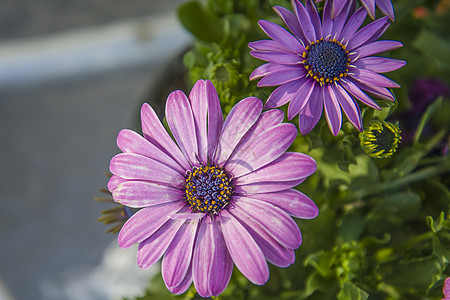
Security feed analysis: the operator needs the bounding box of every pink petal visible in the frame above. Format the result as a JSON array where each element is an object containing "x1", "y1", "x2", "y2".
[
  {"x1": 323, "y1": 84, "x2": 343, "y2": 136},
  {"x1": 188, "y1": 80, "x2": 209, "y2": 165},
  {"x1": 167, "y1": 265, "x2": 193, "y2": 294},
  {"x1": 351, "y1": 78, "x2": 396, "y2": 102},
  {"x1": 352, "y1": 68, "x2": 400, "y2": 88},
  {"x1": 339, "y1": 78, "x2": 381, "y2": 109},
  {"x1": 162, "y1": 219, "x2": 199, "y2": 288},
  {"x1": 298, "y1": 83, "x2": 324, "y2": 135},
  {"x1": 112, "y1": 181, "x2": 184, "y2": 208},
  {"x1": 107, "y1": 174, "x2": 128, "y2": 192},
  {"x1": 219, "y1": 210, "x2": 269, "y2": 285},
  {"x1": 193, "y1": 218, "x2": 233, "y2": 297},
  {"x1": 234, "y1": 178, "x2": 306, "y2": 194},
  {"x1": 118, "y1": 201, "x2": 185, "y2": 248},
  {"x1": 258, "y1": 20, "x2": 305, "y2": 53},
  {"x1": 213, "y1": 97, "x2": 262, "y2": 166},
  {"x1": 273, "y1": 6, "x2": 306, "y2": 41},
  {"x1": 250, "y1": 63, "x2": 299, "y2": 81},
  {"x1": 354, "y1": 57, "x2": 406, "y2": 73},
  {"x1": 225, "y1": 123, "x2": 297, "y2": 177},
  {"x1": 250, "y1": 50, "x2": 302, "y2": 65},
  {"x1": 354, "y1": 40, "x2": 403, "y2": 58},
  {"x1": 235, "y1": 152, "x2": 316, "y2": 185},
  {"x1": 248, "y1": 40, "x2": 289, "y2": 52},
  {"x1": 166, "y1": 90, "x2": 199, "y2": 166},
  {"x1": 333, "y1": 82, "x2": 363, "y2": 131},
  {"x1": 205, "y1": 80, "x2": 224, "y2": 163},
  {"x1": 257, "y1": 68, "x2": 306, "y2": 87},
  {"x1": 140, "y1": 103, "x2": 190, "y2": 171}
]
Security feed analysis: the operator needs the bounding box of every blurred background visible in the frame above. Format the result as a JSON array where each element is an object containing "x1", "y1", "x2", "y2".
[{"x1": 0, "y1": 0, "x2": 190, "y2": 299}]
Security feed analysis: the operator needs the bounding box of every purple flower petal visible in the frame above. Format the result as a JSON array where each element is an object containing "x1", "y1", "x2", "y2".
[
  {"x1": 354, "y1": 57, "x2": 406, "y2": 73},
  {"x1": 258, "y1": 20, "x2": 305, "y2": 53},
  {"x1": 219, "y1": 210, "x2": 269, "y2": 285},
  {"x1": 137, "y1": 217, "x2": 185, "y2": 269},
  {"x1": 250, "y1": 63, "x2": 298, "y2": 81},
  {"x1": 162, "y1": 219, "x2": 199, "y2": 288},
  {"x1": 234, "y1": 178, "x2": 305, "y2": 194},
  {"x1": 333, "y1": 82, "x2": 363, "y2": 131},
  {"x1": 352, "y1": 68, "x2": 400, "y2": 88},
  {"x1": 298, "y1": 83, "x2": 324, "y2": 135},
  {"x1": 377, "y1": 0, "x2": 395, "y2": 21},
  {"x1": 117, "y1": 129, "x2": 185, "y2": 174},
  {"x1": 110, "y1": 153, "x2": 185, "y2": 185},
  {"x1": 140, "y1": 103, "x2": 191, "y2": 171},
  {"x1": 213, "y1": 97, "x2": 262, "y2": 166},
  {"x1": 350, "y1": 78, "x2": 396, "y2": 101},
  {"x1": 323, "y1": 84, "x2": 343, "y2": 136},
  {"x1": 332, "y1": 1, "x2": 352, "y2": 38},
  {"x1": 188, "y1": 80, "x2": 209, "y2": 165},
  {"x1": 332, "y1": 0, "x2": 347, "y2": 18},
  {"x1": 360, "y1": 0, "x2": 376, "y2": 19},
  {"x1": 257, "y1": 68, "x2": 306, "y2": 87},
  {"x1": 347, "y1": 16, "x2": 389, "y2": 51},
  {"x1": 113, "y1": 181, "x2": 184, "y2": 208},
  {"x1": 248, "y1": 40, "x2": 289, "y2": 52},
  {"x1": 235, "y1": 152, "x2": 316, "y2": 185},
  {"x1": 339, "y1": 7, "x2": 367, "y2": 43},
  {"x1": 365, "y1": 19, "x2": 390, "y2": 44},
  {"x1": 265, "y1": 79, "x2": 305, "y2": 109},
  {"x1": 107, "y1": 174, "x2": 128, "y2": 192},
  {"x1": 287, "y1": 79, "x2": 314, "y2": 120},
  {"x1": 292, "y1": 0, "x2": 316, "y2": 43},
  {"x1": 193, "y1": 218, "x2": 233, "y2": 297},
  {"x1": 233, "y1": 197, "x2": 302, "y2": 249},
  {"x1": 306, "y1": 0, "x2": 322, "y2": 38},
  {"x1": 167, "y1": 265, "x2": 193, "y2": 294},
  {"x1": 244, "y1": 189, "x2": 319, "y2": 219},
  {"x1": 250, "y1": 50, "x2": 302, "y2": 65},
  {"x1": 321, "y1": 0, "x2": 333, "y2": 37},
  {"x1": 118, "y1": 201, "x2": 185, "y2": 248},
  {"x1": 225, "y1": 123, "x2": 297, "y2": 177},
  {"x1": 273, "y1": 5, "x2": 306, "y2": 42},
  {"x1": 339, "y1": 78, "x2": 381, "y2": 109},
  {"x1": 355, "y1": 40, "x2": 403, "y2": 58},
  {"x1": 205, "y1": 80, "x2": 224, "y2": 162},
  {"x1": 166, "y1": 90, "x2": 199, "y2": 166}
]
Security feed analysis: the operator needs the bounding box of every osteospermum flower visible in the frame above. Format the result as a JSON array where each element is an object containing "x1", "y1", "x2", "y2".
[
  {"x1": 316, "y1": 0, "x2": 395, "y2": 21},
  {"x1": 108, "y1": 79, "x2": 318, "y2": 297},
  {"x1": 359, "y1": 120, "x2": 401, "y2": 158},
  {"x1": 249, "y1": 0, "x2": 405, "y2": 136}
]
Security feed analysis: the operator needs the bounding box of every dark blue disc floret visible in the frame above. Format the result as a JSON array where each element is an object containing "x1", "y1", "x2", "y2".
[
  {"x1": 185, "y1": 166, "x2": 233, "y2": 214},
  {"x1": 302, "y1": 38, "x2": 351, "y2": 85}
]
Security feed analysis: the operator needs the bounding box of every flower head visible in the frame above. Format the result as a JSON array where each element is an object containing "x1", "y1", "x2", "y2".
[
  {"x1": 316, "y1": 0, "x2": 395, "y2": 21},
  {"x1": 108, "y1": 79, "x2": 318, "y2": 297},
  {"x1": 359, "y1": 120, "x2": 401, "y2": 158},
  {"x1": 249, "y1": 0, "x2": 405, "y2": 136}
]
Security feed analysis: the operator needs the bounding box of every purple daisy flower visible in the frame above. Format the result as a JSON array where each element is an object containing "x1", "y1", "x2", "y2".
[
  {"x1": 316, "y1": 0, "x2": 395, "y2": 21},
  {"x1": 249, "y1": 0, "x2": 405, "y2": 136},
  {"x1": 108, "y1": 79, "x2": 318, "y2": 297}
]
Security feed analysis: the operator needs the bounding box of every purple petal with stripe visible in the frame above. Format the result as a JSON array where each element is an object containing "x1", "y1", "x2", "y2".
[
  {"x1": 273, "y1": 6, "x2": 306, "y2": 42},
  {"x1": 332, "y1": 0, "x2": 347, "y2": 18},
  {"x1": 235, "y1": 152, "x2": 316, "y2": 185},
  {"x1": 220, "y1": 210, "x2": 269, "y2": 285},
  {"x1": 257, "y1": 68, "x2": 306, "y2": 87},
  {"x1": 110, "y1": 153, "x2": 185, "y2": 185},
  {"x1": 306, "y1": 0, "x2": 322, "y2": 38},
  {"x1": 233, "y1": 197, "x2": 302, "y2": 249},
  {"x1": 234, "y1": 178, "x2": 305, "y2": 194},
  {"x1": 205, "y1": 80, "x2": 224, "y2": 163},
  {"x1": 193, "y1": 218, "x2": 233, "y2": 297},
  {"x1": 339, "y1": 7, "x2": 367, "y2": 43},
  {"x1": 213, "y1": 97, "x2": 262, "y2": 166},
  {"x1": 332, "y1": 1, "x2": 352, "y2": 38},
  {"x1": 117, "y1": 129, "x2": 184, "y2": 174},
  {"x1": 347, "y1": 16, "x2": 389, "y2": 51},
  {"x1": 360, "y1": 0, "x2": 376, "y2": 19},
  {"x1": 162, "y1": 219, "x2": 199, "y2": 288},
  {"x1": 350, "y1": 78, "x2": 396, "y2": 102},
  {"x1": 324, "y1": 84, "x2": 343, "y2": 136},
  {"x1": 258, "y1": 20, "x2": 305, "y2": 53},
  {"x1": 292, "y1": 0, "x2": 316, "y2": 43},
  {"x1": 137, "y1": 216, "x2": 186, "y2": 269},
  {"x1": 188, "y1": 80, "x2": 208, "y2": 165},
  {"x1": 248, "y1": 40, "x2": 289, "y2": 52},
  {"x1": 354, "y1": 40, "x2": 403, "y2": 58},
  {"x1": 339, "y1": 78, "x2": 381, "y2": 109},
  {"x1": 245, "y1": 189, "x2": 319, "y2": 219},
  {"x1": 377, "y1": 0, "x2": 395, "y2": 21},
  {"x1": 166, "y1": 90, "x2": 199, "y2": 166},
  {"x1": 140, "y1": 103, "x2": 190, "y2": 171},
  {"x1": 167, "y1": 265, "x2": 193, "y2": 294},
  {"x1": 352, "y1": 68, "x2": 400, "y2": 88},
  {"x1": 354, "y1": 57, "x2": 406, "y2": 73},
  {"x1": 322, "y1": 0, "x2": 333, "y2": 37},
  {"x1": 107, "y1": 175, "x2": 128, "y2": 192},
  {"x1": 250, "y1": 50, "x2": 302, "y2": 65},
  {"x1": 333, "y1": 82, "x2": 363, "y2": 131},
  {"x1": 288, "y1": 79, "x2": 314, "y2": 120},
  {"x1": 365, "y1": 19, "x2": 390, "y2": 44},
  {"x1": 299, "y1": 84, "x2": 324, "y2": 135},
  {"x1": 118, "y1": 201, "x2": 184, "y2": 248},
  {"x1": 225, "y1": 123, "x2": 297, "y2": 177},
  {"x1": 113, "y1": 181, "x2": 183, "y2": 208},
  {"x1": 265, "y1": 79, "x2": 305, "y2": 109},
  {"x1": 250, "y1": 63, "x2": 299, "y2": 81}
]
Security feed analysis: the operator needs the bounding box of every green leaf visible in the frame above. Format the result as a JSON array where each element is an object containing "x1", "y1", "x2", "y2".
[
  {"x1": 414, "y1": 97, "x2": 443, "y2": 144},
  {"x1": 337, "y1": 282, "x2": 369, "y2": 300},
  {"x1": 177, "y1": 1, "x2": 226, "y2": 43},
  {"x1": 339, "y1": 212, "x2": 366, "y2": 242}
]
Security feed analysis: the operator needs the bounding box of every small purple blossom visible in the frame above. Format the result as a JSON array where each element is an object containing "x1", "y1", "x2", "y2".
[
  {"x1": 108, "y1": 79, "x2": 318, "y2": 297},
  {"x1": 249, "y1": 0, "x2": 405, "y2": 136},
  {"x1": 316, "y1": 0, "x2": 395, "y2": 21}
]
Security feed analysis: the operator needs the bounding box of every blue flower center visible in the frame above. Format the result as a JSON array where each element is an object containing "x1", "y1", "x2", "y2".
[
  {"x1": 185, "y1": 166, "x2": 233, "y2": 214},
  {"x1": 303, "y1": 38, "x2": 350, "y2": 85}
]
